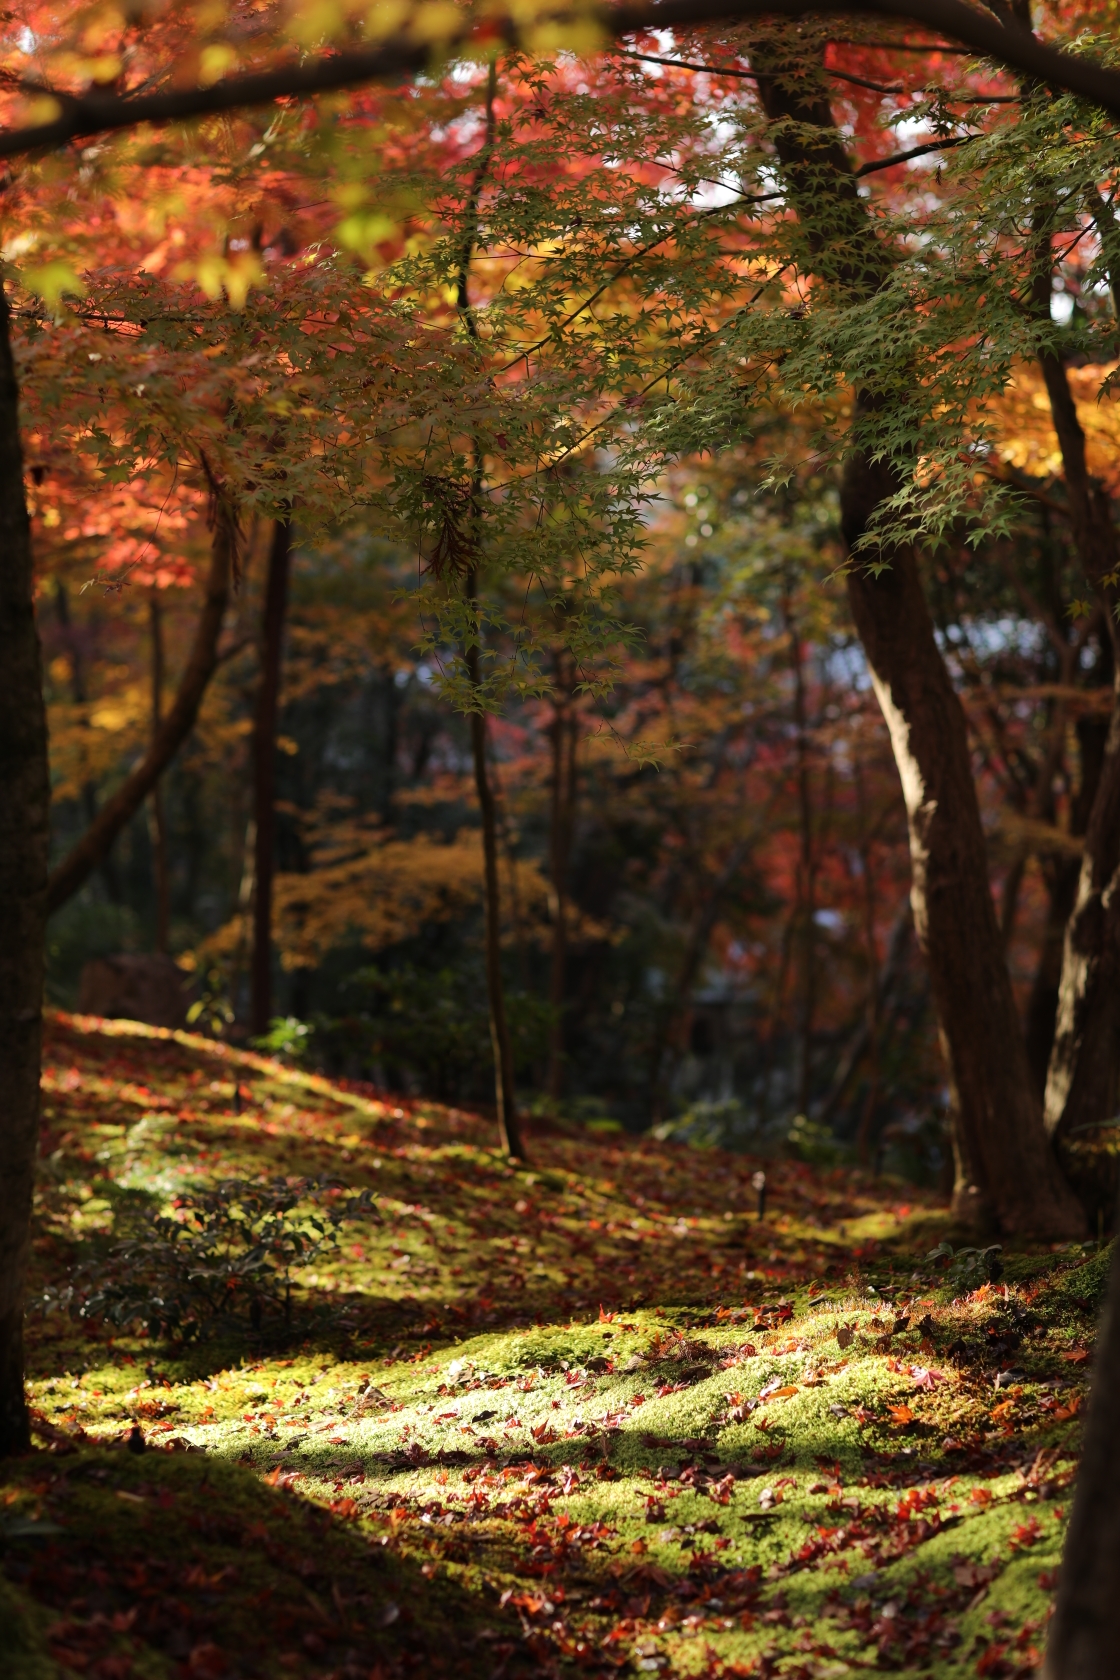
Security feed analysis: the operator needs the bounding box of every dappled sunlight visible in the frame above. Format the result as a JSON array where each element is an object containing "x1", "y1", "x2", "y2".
[{"x1": 0, "y1": 1015, "x2": 1095, "y2": 1675}]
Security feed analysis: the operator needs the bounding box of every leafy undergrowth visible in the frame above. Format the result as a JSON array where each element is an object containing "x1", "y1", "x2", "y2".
[{"x1": 2, "y1": 1012, "x2": 1105, "y2": 1679}]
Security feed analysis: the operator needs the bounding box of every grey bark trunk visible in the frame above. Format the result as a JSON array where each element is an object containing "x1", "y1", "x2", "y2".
[{"x1": 0, "y1": 280, "x2": 49, "y2": 1455}]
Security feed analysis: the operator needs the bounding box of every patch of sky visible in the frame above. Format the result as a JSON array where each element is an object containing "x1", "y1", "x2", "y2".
[
  {"x1": 936, "y1": 615, "x2": 1047, "y2": 661},
  {"x1": 823, "y1": 638, "x2": 872, "y2": 693}
]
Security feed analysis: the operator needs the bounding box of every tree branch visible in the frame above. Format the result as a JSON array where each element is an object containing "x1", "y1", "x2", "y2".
[
  {"x1": 855, "y1": 132, "x2": 975, "y2": 175},
  {"x1": 0, "y1": 0, "x2": 1117, "y2": 164},
  {"x1": 45, "y1": 501, "x2": 236, "y2": 915}
]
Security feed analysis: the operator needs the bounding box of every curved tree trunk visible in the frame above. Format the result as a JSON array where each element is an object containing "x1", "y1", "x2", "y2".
[
  {"x1": 752, "y1": 38, "x2": 1082, "y2": 1235},
  {"x1": 46, "y1": 502, "x2": 235, "y2": 915},
  {"x1": 0, "y1": 280, "x2": 49, "y2": 1455}
]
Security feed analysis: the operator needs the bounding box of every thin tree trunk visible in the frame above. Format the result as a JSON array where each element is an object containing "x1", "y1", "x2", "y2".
[
  {"x1": 785, "y1": 583, "x2": 816, "y2": 1116},
  {"x1": 995, "y1": 19, "x2": 1120, "y2": 1140},
  {"x1": 0, "y1": 279, "x2": 49, "y2": 1455},
  {"x1": 1031, "y1": 326, "x2": 1120, "y2": 1141},
  {"x1": 250, "y1": 518, "x2": 291, "y2": 1038},
  {"x1": 547, "y1": 655, "x2": 577, "y2": 1102},
  {"x1": 752, "y1": 40, "x2": 1083, "y2": 1236},
  {"x1": 819, "y1": 901, "x2": 912, "y2": 1131},
  {"x1": 1027, "y1": 708, "x2": 1108, "y2": 1090},
  {"x1": 1042, "y1": 1234, "x2": 1120, "y2": 1680},
  {"x1": 466, "y1": 614, "x2": 525, "y2": 1161},
  {"x1": 854, "y1": 751, "x2": 880, "y2": 1163},
  {"x1": 46, "y1": 500, "x2": 235, "y2": 914},
  {"x1": 452, "y1": 60, "x2": 523, "y2": 1161},
  {"x1": 55, "y1": 579, "x2": 122, "y2": 903},
  {"x1": 649, "y1": 835, "x2": 753, "y2": 1121},
  {"x1": 148, "y1": 592, "x2": 170, "y2": 954}
]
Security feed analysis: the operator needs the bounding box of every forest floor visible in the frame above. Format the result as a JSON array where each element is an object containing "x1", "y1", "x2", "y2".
[{"x1": 1, "y1": 1013, "x2": 1105, "y2": 1680}]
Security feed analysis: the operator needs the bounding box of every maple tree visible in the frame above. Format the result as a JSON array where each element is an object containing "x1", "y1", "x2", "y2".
[{"x1": 4, "y1": 11, "x2": 1120, "y2": 1675}]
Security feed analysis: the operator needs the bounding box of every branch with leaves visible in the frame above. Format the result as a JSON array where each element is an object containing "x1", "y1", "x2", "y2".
[{"x1": 0, "y1": 0, "x2": 1118, "y2": 165}]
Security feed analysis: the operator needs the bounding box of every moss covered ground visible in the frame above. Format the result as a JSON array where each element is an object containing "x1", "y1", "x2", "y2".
[{"x1": 1, "y1": 1012, "x2": 1104, "y2": 1679}]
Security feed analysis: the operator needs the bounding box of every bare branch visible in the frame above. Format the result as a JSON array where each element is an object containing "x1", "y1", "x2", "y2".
[{"x1": 0, "y1": 0, "x2": 1115, "y2": 164}]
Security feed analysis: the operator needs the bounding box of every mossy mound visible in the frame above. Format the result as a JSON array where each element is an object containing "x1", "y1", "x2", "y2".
[{"x1": 3, "y1": 1012, "x2": 1101, "y2": 1677}]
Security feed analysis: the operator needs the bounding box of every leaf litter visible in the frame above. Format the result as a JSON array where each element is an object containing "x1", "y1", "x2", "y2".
[{"x1": 1, "y1": 1011, "x2": 1105, "y2": 1678}]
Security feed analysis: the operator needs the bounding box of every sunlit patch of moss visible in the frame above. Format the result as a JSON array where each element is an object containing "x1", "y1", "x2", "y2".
[{"x1": 12, "y1": 1014, "x2": 1106, "y2": 1675}]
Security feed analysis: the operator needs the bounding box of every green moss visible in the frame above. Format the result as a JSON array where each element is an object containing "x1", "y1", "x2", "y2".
[{"x1": 12, "y1": 1013, "x2": 1097, "y2": 1676}]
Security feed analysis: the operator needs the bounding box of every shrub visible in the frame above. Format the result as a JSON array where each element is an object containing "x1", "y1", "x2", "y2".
[{"x1": 40, "y1": 1176, "x2": 379, "y2": 1342}]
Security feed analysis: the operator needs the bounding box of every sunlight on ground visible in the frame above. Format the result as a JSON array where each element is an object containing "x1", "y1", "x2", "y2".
[{"x1": 0, "y1": 1014, "x2": 1100, "y2": 1679}]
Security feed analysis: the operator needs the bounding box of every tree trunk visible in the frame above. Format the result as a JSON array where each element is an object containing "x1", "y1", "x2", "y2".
[
  {"x1": 752, "y1": 40, "x2": 1083, "y2": 1236},
  {"x1": 0, "y1": 280, "x2": 49, "y2": 1455},
  {"x1": 1031, "y1": 341, "x2": 1120, "y2": 1142},
  {"x1": 1026, "y1": 710, "x2": 1108, "y2": 1090},
  {"x1": 54, "y1": 579, "x2": 122, "y2": 903},
  {"x1": 467, "y1": 632, "x2": 525, "y2": 1161},
  {"x1": 648, "y1": 835, "x2": 753, "y2": 1121},
  {"x1": 46, "y1": 502, "x2": 235, "y2": 914},
  {"x1": 785, "y1": 583, "x2": 815, "y2": 1116},
  {"x1": 250, "y1": 518, "x2": 291, "y2": 1039},
  {"x1": 148, "y1": 592, "x2": 170, "y2": 954},
  {"x1": 1026, "y1": 855, "x2": 1079, "y2": 1091},
  {"x1": 547, "y1": 656, "x2": 577, "y2": 1102},
  {"x1": 843, "y1": 445, "x2": 1081, "y2": 1233},
  {"x1": 1042, "y1": 1236, "x2": 1120, "y2": 1680},
  {"x1": 853, "y1": 751, "x2": 881, "y2": 1163},
  {"x1": 820, "y1": 900, "x2": 911, "y2": 1131}
]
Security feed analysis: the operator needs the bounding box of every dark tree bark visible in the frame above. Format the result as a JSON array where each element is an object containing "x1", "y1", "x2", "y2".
[
  {"x1": 1043, "y1": 1236, "x2": 1120, "y2": 1680},
  {"x1": 546, "y1": 653, "x2": 578, "y2": 1102},
  {"x1": 1024, "y1": 704, "x2": 1107, "y2": 1089},
  {"x1": 1031, "y1": 342, "x2": 1120, "y2": 1140},
  {"x1": 148, "y1": 592, "x2": 170, "y2": 954},
  {"x1": 54, "y1": 580, "x2": 122, "y2": 903},
  {"x1": 752, "y1": 41, "x2": 1083, "y2": 1236},
  {"x1": 784, "y1": 581, "x2": 816, "y2": 1116},
  {"x1": 853, "y1": 751, "x2": 881, "y2": 1162},
  {"x1": 0, "y1": 280, "x2": 49, "y2": 1455},
  {"x1": 819, "y1": 900, "x2": 912, "y2": 1130},
  {"x1": 46, "y1": 503, "x2": 235, "y2": 914},
  {"x1": 452, "y1": 62, "x2": 524, "y2": 1161},
  {"x1": 250, "y1": 518, "x2": 292, "y2": 1039},
  {"x1": 648, "y1": 834, "x2": 753, "y2": 1121}
]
